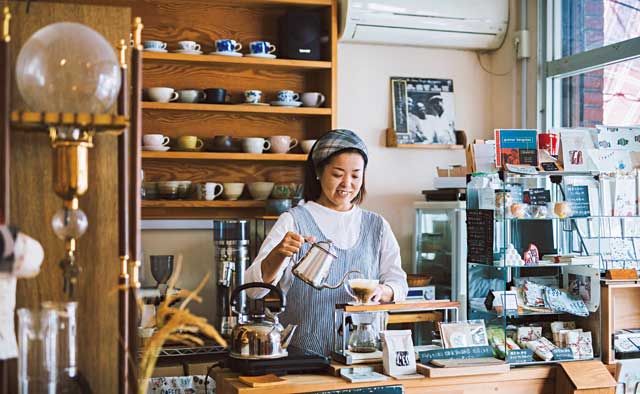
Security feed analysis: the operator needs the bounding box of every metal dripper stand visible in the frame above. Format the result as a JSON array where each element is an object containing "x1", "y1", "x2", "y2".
[{"x1": 213, "y1": 220, "x2": 250, "y2": 338}]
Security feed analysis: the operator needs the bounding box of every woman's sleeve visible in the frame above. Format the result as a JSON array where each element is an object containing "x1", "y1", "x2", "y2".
[
  {"x1": 244, "y1": 212, "x2": 296, "y2": 299},
  {"x1": 378, "y1": 218, "x2": 408, "y2": 302}
]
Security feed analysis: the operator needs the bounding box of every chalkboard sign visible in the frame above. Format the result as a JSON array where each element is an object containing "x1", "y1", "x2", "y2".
[
  {"x1": 541, "y1": 162, "x2": 560, "y2": 171},
  {"x1": 523, "y1": 188, "x2": 550, "y2": 206},
  {"x1": 552, "y1": 348, "x2": 574, "y2": 361},
  {"x1": 466, "y1": 209, "x2": 494, "y2": 264},
  {"x1": 565, "y1": 185, "x2": 591, "y2": 218},
  {"x1": 419, "y1": 346, "x2": 494, "y2": 364},
  {"x1": 311, "y1": 385, "x2": 403, "y2": 394},
  {"x1": 506, "y1": 349, "x2": 534, "y2": 364}
]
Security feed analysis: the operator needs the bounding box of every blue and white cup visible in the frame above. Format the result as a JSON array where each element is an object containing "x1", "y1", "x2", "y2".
[
  {"x1": 250, "y1": 41, "x2": 276, "y2": 55},
  {"x1": 215, "y1": 39, "x2": 242, "y2": 53},
  {"x1": 178, "y1": 40, "x2": 201, "y2": 51},
  {"x1": 143, "y1": 40, "x2": 167, "y2": 50},
  {"x1": 277, "y1": 90, "x2": 299, "y2": 103},
  {"x1": 244, "y1": 90, "x2": 263, "y2": 104}
]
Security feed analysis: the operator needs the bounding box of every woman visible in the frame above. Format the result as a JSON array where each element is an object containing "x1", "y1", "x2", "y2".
[{"x1": 244, "y1": 129, "x2": 407, "y2": 356}]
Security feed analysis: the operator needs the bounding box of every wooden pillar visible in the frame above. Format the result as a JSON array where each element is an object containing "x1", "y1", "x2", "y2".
[{"x1": 117, "y1": 38, "x2": 130, "y2": 394}]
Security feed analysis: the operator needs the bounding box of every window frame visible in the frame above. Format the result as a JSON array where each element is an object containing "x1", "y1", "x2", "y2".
[{"x1": 540, "y1": 0, "x2": 640, "y2": 130}]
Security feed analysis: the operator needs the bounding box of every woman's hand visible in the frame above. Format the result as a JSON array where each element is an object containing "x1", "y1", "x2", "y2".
[
  {"x1": 273, "y1": 232, "x2": 316, "y2": 258},
  {"x1": 369, "y1": 284, "x2": 394, "y2": 303}
]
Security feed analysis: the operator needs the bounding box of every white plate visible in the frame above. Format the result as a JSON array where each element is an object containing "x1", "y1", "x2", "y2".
[
  {"x1": 270, "y1": 101, "x2": 303, "y2": 107},
  {"x1": 245, "y1": 53, "x2": 277, "y2": 59},
  {"x1": 173, "y1": 49, "x2": 203, "y2": 55},
  {"x1": 239, "y1": 102, "x2": 270, "y2": 106},
  {"x1": 142, "y1": 146, "x2": 170, "y2": 152},
  {"x1": 209, "y1": 51, "x2": 243, "y2": 57},
  {"x1": 143, "y1": 48, "x2": 168, "y2": 53}
]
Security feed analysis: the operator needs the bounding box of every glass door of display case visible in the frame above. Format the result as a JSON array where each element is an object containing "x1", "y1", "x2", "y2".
[{"x1": 413, "y1": 201, "x2": 467, "y2": 320}]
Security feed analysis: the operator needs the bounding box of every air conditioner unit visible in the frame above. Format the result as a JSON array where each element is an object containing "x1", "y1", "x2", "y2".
[{"x1": 339, "y1": 0, "x2": 509, "y2": 50}]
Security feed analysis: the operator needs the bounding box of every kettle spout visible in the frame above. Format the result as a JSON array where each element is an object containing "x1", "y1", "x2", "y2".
[{"x1": 281, "y1": 324, "x2": 297, "y2": 349}]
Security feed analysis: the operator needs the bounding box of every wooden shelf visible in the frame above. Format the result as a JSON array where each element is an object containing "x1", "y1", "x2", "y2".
[
  {"x1": 10, "y1": 111, "x2": 128, "y2": 132},
  {"x1": 394, "y1": 144, "x2": 464, "y2": 150},
  {"x1": 142, "y1": 102, "x2": 332, "y2": 116},
  {"x1": 141, "y1": 151, "x2": 308, "y2": 162},
  {"x1": 205, "y1": 0, "x2": 332, "y2": 6},
  {"x1": 142, "y1": 200, "x2": 266, "y2": 208},
  {"x1": 143, "y1": 52, "x2": 332, "y2": 70}
]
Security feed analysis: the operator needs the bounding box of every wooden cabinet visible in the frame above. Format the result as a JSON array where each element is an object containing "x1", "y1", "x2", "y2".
[
  {"x1": 601, "y1": 280, "x2": 640, "y2": 364},
  {"x1": 134, "y1": 0, "x2": 337, "y2": 219}
]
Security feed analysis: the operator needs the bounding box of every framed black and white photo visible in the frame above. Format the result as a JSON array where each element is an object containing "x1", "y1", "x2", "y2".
[
  {"x1": 390, "y1": 78, "x2": 412, "y2": 145},
  {"x1": 390, "y1": 77, "x2": 456, "y2": 145}
]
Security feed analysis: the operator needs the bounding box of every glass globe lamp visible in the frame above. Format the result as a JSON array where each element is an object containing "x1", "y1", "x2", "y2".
[{"x1": 15, "y1": 22, "x2": 121, "y2": 113}]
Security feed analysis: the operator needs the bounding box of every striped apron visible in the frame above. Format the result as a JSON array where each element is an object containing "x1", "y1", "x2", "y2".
[{"x1": 279, "y1": 205, "x2": 384, "y2": 356}]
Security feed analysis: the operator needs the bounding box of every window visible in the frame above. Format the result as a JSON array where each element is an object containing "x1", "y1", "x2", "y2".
[{"x1": 543, "y1": 0, "x2": 640, "y2": 129}]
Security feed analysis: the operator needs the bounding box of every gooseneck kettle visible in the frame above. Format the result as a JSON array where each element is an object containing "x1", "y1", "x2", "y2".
[{"x1": 292, "y1": 240, "x2": 360, "y2": 290}]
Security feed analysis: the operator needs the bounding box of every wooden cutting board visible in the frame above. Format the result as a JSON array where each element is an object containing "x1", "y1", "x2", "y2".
[{"x1": 238, "y1": 374, "x2": 287, "y2": 387}]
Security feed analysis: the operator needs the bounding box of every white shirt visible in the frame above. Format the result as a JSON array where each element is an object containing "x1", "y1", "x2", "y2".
[{"x1": 244, "y1": 201, "x2": 408, "y2": 301}]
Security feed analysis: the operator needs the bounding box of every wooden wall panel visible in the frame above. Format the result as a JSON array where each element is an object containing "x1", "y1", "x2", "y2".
[{"x1": 8, "y1": 2, "x2": 130, "y2": 393}]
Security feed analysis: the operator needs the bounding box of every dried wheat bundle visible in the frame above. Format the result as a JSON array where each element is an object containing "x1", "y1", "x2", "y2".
[{"x1": 138, "y1": 255, "x2": 227, "y2": 394}]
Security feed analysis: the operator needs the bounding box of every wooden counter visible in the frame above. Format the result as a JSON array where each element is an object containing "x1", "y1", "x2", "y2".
[{"x1": 216, "y1": 366, "x2": 556, "y2": 394}]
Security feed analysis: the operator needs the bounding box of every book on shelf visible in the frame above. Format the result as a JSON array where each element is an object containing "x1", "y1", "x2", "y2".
[{"x1": 494, "y1": 129, "x2": 538, "y2": 168}]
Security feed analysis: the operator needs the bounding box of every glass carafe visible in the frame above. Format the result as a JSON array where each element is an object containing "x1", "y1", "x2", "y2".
[
  {"x1": 17, "y1": 308, "x2": 59, "y2": 394},
  {"x1": 348, "y1": 312, "x2": 378, "y2": 353}
]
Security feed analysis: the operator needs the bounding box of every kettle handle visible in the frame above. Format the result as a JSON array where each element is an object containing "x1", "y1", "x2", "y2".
[{"x1": 230, "y1": 282, "x2": 285, "y2": 315}]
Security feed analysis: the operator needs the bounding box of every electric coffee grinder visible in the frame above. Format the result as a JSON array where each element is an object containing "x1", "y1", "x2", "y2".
[{"x1": 213, "y1": 220, "x2": 250, "y2": 337}]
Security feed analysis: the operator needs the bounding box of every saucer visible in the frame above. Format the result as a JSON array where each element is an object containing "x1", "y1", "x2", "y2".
[
  {"x1": 209, "y1": 51, "x2": 243, "y2": 57},
  {"x1": 143, "y1": 48, "x2": 168, "y2": 53},
  {"x1": 270, "y1": 100, "x2": 303, "y2": 107},
  {"x1": 239, "y1": 102, "x2": 270, "y2": 106},
  {"x1": 142, "y1": 146, "x2": 170, "y2": 152},
  {"x1": 174, "y1": 49, "x2": 203, "y2": 55},
  {"x1": 246, "y1": 53, "x2": 277, "y2": 59}
]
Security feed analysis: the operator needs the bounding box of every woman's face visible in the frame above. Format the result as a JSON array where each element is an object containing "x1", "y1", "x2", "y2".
[{"x1": 317, "y1": 152, "x2": 365, "y2": 211}]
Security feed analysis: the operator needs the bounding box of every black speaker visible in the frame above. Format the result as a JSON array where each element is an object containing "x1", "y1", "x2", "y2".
[{"x1": 278, "y1": 10, "x2": 325, "y2": 60}]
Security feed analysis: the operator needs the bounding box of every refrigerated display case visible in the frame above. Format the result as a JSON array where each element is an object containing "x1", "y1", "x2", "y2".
[{"x1": 412, "y1": 201, "x2": 467, "y2": 320}]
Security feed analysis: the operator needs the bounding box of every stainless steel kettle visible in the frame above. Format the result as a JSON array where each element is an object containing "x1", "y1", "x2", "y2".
[
  {"x1": 292, "y1": 240, "x2": 360, "y2": 290},
  {"x1": 229, "y1": 283, "x2": 297, "y2": 359}
]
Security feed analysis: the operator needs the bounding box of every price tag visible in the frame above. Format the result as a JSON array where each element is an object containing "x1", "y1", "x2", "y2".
[
  {"x1": 552, "y1": 348, "x2": 574, "y2": 361},
  {"x1": 506, "y1": 349, "x2": 534, "y2": 364}
]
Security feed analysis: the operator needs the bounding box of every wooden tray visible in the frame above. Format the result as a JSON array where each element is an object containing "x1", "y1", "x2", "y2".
[
  {"x1": 238, "y1": 374, "x2": 287, "y2": 387},
  {"x1": 417, "y1": 361, "x2": 510, "y2": 378}
]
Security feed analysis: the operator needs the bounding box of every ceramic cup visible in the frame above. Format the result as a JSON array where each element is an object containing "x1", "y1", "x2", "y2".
[
  {"x1": 177, "y1": 136, "x2": 204, "y2": 151},
  {"x1": 265, "y1": 199, "x2": 292, "y2": 216},
  {"x1": 196, "y1": 182, "x2": 224, "y2": 201},
  {"x1": 242, "y1": 137, "x2": 271, "y2": 154},
  {"x1": 222, "y1": 182, "x2": 245, "y2": 201},
  {"x1": 300, "y1": 139, "x2": 317, "y2": 154},
  {"x1": 300, "y1": 92, "x2": 325, "y2": 108},
  {"x1": 248, "y1": 182, "x2": 275, "y2": 200},
  {"x1": 269, "y1": 135, "x2": 298, "y2": 153},
  {"x1": 157, "y1": 181, "x2": 180, "y2": 199},
  {"x1": 212, "y1": 135, "x2": 239, "y2": 152},
  {"x1": 178, "y1": 40, "x2": 201, "y2": 51},
  {"x1": 204, "y1": 88, "x2": 230, "y2": 104},
  {"x1": 271, "y1": 183, "x2": 291, "y2": 199},
  {"x1": 142, "y1": 181, "x2": 158, "y2": 200},
  {"x1": 146, "y1": 87, "x2": 179, "y2": 103},
  {"x1": 215, "y1": 39, "x2": 242, "y2": 53},
  {"x1": 249, "y1": 41, "x2": 276, "y2": 54},
  {"x1": 143, "y1": 134, "x2": 170, "y2": 147},
  {"x1": 276, "y1": 90, "x2": 299, "y2": 103},
  {"x1": 244, "y1": 90, "x2": 263, "y2": 104},
  {"x1": 143, "y1": 40, "x2": 166, "y2": 50},
  {"x1": 177, "y1": 89, "x2": 206, "y2": 103},
  {"x1": 175, "y1": 181, "x2": 192, "y2": 199}
]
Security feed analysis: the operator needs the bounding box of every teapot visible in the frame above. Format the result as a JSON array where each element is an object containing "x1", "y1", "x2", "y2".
[
  {"x1": 229, "y1": 283, "x2": 297, "y2": 359},
  {"x1": 292, "y1": 240, "x2": 360, "y2": 290}
]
